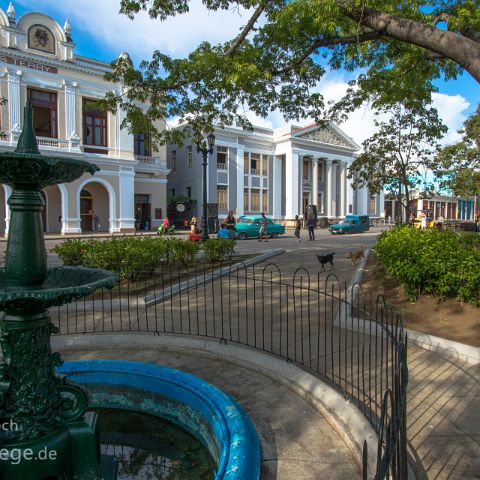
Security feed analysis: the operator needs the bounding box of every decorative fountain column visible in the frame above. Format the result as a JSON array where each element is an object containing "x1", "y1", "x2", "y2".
[{"x1": 0, "y1": 103, "x2": 117, "y2": 479}]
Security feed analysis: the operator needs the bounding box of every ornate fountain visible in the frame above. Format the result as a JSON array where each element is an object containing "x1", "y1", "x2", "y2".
[{"x1": 0, "y1": 103, "x2": 117, "y2": 479}]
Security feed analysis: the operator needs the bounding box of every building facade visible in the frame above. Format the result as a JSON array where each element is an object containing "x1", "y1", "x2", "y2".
[
  {"x1": 385, "y1": 191, "x2": 478, "y2": 222},
  {"x1": 0, "y1": 5, "x2": 169, "y2": 235},
  {"x1": 167, "y1": 123, "x2": 383, "y2": 222}
]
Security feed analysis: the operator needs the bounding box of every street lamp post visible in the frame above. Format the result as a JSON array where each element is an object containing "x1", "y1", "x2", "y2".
[{"x1": 196, "y1": 132, "x2": 215, "y2": 241}]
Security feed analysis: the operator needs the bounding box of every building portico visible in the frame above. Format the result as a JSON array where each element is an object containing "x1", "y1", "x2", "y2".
[{"x1": 167, "y1": 121, "x2": 383, "y2": 223}]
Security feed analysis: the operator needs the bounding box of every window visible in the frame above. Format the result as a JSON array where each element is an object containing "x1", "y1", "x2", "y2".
[
  {"x1": 134, "y1": 133, "x2": 151, "y2": 157},
  {"x1": 186, "y1": 186, "x2": 191, "y2": 198},
  {"x1": 155, "y1": 208, "x2": 163, "y2": 219},
  {"x1": 303, "y1": 159, "x2": 310, "y2": 180},
  {"x1": 262, "y1": 190, "x2": 268, "y2": 212},
  {"x1": 171, "y1": 188, "x2": 175, "y2": 196},
  {"x1": 261, "y1": 155, "x2": 269, "y2": 176},
  {"x1": 250, "y1": 189, "x2": 260, "y2": 211},
  {"x1": 250, "y1": 154, "x2": 260, "y2": 175},
  {"x1": 244, "y1": 188, "x2": 249, "y2": 212},
  {"x1": 217, "y1": 146, "x2": 228, "y2": 170},
  {"x1": 187, "y1": 146, "x2": 192, "y2": 168},
  {"x1": 217, "y1": 186, "x2": 228, "y2": 209},
  {"x1": 27, "y1": 88, "x2": 57, "y2": 138},
  {"x1": 171, "y1": 150, "x2": 177, "y2": 170},
  {"x1": 83, "y1": 99, "x2": 107, "y2": 152},
  {"x1": 317, "y1": 162, "x2": 324, "y2": 182},
  {"x1": 244, "y1": 153, "x2": 249, "y2": 174},
  {"x1": 369, "y1": 195, "x2": 377, "y2": 215}
]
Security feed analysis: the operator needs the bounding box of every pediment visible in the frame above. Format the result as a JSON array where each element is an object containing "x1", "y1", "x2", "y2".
[{"x1": 294, "y1": 124, "x2": 357, "y2": 149}]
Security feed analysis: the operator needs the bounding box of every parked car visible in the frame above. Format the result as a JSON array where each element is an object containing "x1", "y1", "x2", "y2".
[
  {"x1": 329, "y1": 215, "x2": 370, "y2": 234},
  {"x1": 235, "y1": 215, "x2": 286, "y2": 239}
]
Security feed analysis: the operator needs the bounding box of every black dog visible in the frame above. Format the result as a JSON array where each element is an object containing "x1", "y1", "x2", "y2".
[{"x1": 317, "y1": 252, "x2": 335, "y2": 271}]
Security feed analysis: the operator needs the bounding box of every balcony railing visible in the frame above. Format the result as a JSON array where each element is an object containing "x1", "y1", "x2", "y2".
[
  {"x1": 217, "y1": 162, "x2": 227, "y2": 170},
  {"x1": 37, "y1": 137, "x2": 70, "y2": 149},
  {"x1": 136, "y1": 155, "x2": 168, "y2": 169}
]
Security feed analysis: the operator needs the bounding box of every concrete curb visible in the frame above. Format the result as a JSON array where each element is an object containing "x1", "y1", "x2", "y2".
[
  {"x1": 144, "y1": 248, "x2": 285, "y2": 306},
  {"x1": 337, "y1": 249, "x2": 480, "y2": 366},
  {"x1": 53, "y1": 332, "x2": 378, "y2": 479},
  {"x1": 405, "y1": 329, "x2": 480, "y2": 365}
]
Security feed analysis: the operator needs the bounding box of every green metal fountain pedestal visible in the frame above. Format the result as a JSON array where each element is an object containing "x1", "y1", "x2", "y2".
[{"x1": 0, "y1": 104, "x2": 117, "y2": 479}]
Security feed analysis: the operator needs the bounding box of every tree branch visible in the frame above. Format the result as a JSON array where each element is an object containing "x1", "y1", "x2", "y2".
[
  {"x1": 271, "y1": 30, "x2": 383, "y2": 75},
  {"x1": 337, "y1": 1, "x2": 480, "y2": 82},
  {"x1": 224, "y1": 0, "x2": 270, "y2": 56}
]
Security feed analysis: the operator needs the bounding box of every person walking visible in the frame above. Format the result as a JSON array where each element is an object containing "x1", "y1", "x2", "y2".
[
  {"x1": 306, "y1": 214, "x2": 316, "y2": 240},
  {"x1": 259, "y1": 212, "x2": 268, "y2": 241},
  {"x1": 223, "y1": 210, "x2": 236, "y2": 238},
  {"x1": 294, "y1": 214, "x2": 301, "y2": 242}
]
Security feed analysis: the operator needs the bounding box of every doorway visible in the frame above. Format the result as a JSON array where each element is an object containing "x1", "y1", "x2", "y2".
[
  {"x1": 302, "y1": 193, "x2": 310, "y2": 217},
  {"x1": 135, "y1": 194, "x2": 151, "y2": 230},
  {"x1": 80, "y1": 189, "x2": 93, "y2": 231}
]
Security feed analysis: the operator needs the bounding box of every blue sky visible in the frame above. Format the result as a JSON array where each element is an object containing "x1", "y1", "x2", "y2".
[{"x1": 10, "y1": 0, "x2": 479, "y2": 145}]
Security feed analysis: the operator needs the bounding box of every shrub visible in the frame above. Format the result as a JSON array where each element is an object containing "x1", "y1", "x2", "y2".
[
  {"x1": 375, "y1": 227, "x2": 480, "y2": 305},
  {"x1": 52, "y1": 236, "x2": 200, "y2": 279},
  {"x1": 52, "y1": 239, "x2": 89, "y2": 266},
  {"x1": 202, "y1": 238, "x2": 235, "y2": 263}
]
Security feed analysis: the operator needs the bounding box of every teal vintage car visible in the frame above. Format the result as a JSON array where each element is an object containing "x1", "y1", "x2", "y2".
[
  {"x1": 329, "y1": 215, "x2": 370, "y2": 234},
  {"x1": 235, "y1": 215, "x2": 286, "y2": 239}
]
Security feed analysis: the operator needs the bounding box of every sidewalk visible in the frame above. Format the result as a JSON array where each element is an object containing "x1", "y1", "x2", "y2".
[
  {"x1": 58, "y1": 344, "x2": 361, "y2": 480},
  {"x1": 47, "y1": 229, "x2": 479, "y2": 479}
]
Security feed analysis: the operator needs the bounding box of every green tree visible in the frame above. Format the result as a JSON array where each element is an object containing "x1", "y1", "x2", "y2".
[
  {"x1": 104, "y1": 0, "x2": 480, "y2": 144},
  {"x1": 436, "y1": 106, "x2": 480, "y2": 198},
  {"x1": 348, "y1": 103, "x2": 447, "y2": 223}
]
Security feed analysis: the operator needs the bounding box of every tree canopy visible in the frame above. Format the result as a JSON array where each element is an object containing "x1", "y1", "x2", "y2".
[
  {"x1": 348, "y1": 103, "x2": 447, "y2": 222},
  {"x1": 105, "y1": 0, "x2": 480, "y2": 144},
  {"x1": 436, "y1": 105, "x2": 480, "y2": 196}
]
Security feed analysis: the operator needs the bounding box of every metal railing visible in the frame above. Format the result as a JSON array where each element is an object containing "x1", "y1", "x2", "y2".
[{"x1": 52, "y1": 262, "x2": 408, "y2": 479}]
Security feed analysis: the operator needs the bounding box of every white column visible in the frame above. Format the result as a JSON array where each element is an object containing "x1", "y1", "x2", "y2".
[
  {"x1": 7, "y1": 70, "x2": 22, "y2": 136},
  {"x1": 339, "y1": 161, "x2": 346, "y2": 216},
  {"x1": 64, "y1": 81, "x2": 77, "y2": 138},
  {"x1": 119, "y1": 168, "x2": 136, "y2": 231},
  {"x1": 64, "y1": 81, "x2": 81, "y2": 151},
  {"x1": 379, "y1": 190, "x2": 385, "y2": 220},
  {"x1": 236, "y1": 146, "x2": 245, "y2": 216},
  {"x1": 285, "y1": 149, "x2": 300, "y2": 218},
  {"x1": 325, "y1": 160, "x2": 333, "y2": 216},
  {"x1": 312, "y1": 159, "x2": 319, "y2": 211},
  {"x1": 272, "y1": 155, "x2": 282, "y2": 218}
]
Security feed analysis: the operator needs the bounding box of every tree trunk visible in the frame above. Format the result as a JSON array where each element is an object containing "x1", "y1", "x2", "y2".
[{"x1": 340, "y1": 2, "x2": 480, "y2": 82}]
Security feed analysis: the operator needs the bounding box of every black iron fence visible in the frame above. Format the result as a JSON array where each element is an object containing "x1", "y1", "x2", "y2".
[{"x1": 52, "y1": 261, "x2": 408, "y2": 480}]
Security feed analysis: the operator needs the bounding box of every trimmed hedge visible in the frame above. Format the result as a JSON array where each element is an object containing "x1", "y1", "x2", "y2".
[
  {"x1": 202, "y1": 238, "x2": 235, "y2": 263},
  {"x1": 52, "y1": 236, "x2": 236, "y2": 279},
  {"x1": 375, "y1": 227, "x2": 480, "y2": 305}
]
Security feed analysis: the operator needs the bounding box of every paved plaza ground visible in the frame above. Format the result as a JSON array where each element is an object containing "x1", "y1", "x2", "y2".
[{"x1": 7, "y1": 227, "x2": 480, "y2": 479}]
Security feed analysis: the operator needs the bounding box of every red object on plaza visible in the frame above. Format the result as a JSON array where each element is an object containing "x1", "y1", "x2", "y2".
[{"x1": 188, "y1": 233, "x2": 202, "y2": 241}]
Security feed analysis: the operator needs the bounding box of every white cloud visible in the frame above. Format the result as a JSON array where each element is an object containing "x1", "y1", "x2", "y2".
[
  {"x1": 15, "y1": 0, "x2": 252, "y2": 59},
  {"x1": 431, "y1": 92, "x2": 469, "y2": 144}
]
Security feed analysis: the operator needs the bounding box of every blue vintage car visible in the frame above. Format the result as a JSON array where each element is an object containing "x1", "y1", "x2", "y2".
[
  {"x1": 235, "y1": 215, "x2": 286, "y2": 239},
  {"x1": 329, "y1": 215, "x2": 370, "y2": 234}
]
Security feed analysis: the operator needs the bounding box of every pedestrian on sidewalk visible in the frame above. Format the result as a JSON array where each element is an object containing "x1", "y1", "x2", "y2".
[
  {"x1": 259, "y1": 212, "x2": 268, "y2": 241},
  {"x1": 294, "y1": 215, "x2": 301, "y2": 242},
  {"x1": 306, "y1": 215, "x2": 316, "y2": 240}
]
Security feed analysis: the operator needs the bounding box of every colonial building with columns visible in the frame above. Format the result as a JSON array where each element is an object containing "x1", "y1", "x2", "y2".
[
  {"x1": 0, "y1": 5, "x2": 169, "y2": 235},
  {"x1": 167, "y1": 122, "x2": 383, "y2": 222}
]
